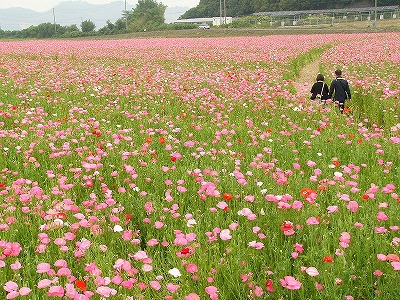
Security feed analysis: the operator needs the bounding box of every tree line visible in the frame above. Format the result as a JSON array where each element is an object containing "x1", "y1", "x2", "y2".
[
  {"x1": 0, "y1": 0, "x2": 195, "y2": 39},
  {"x1": 182, "y1": 0, "x2": 398, "y2": 19}
]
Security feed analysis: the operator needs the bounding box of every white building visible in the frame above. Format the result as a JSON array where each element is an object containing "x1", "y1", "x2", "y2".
[
  {"x1": 174, "y1": 17, "x2": 233, "y2": 27},
  {"x1": 212, "y1": 17, "x2": 233, "y2": 26}
]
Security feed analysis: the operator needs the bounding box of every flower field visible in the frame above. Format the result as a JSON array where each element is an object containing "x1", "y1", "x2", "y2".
[{"x1": 0, "y1": 33, "x2": 399, "y2": 300}]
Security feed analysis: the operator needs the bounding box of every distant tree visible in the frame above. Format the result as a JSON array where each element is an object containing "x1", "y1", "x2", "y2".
[
  {"x1": 81, "y1": 20, "x2": 96, "y2": 32},
  {"x1": 66, "y1": 24, "x2": 79, "y2": 32},
  {"x1": 127, "y1": 0, "x2": 166, "y2": 32},
  {"x1": 181, "y1": 0, "x2": 219, "y2": 19},
  {"x1": 98, "y1": 20, "x2": 115, "y2": 35},
  {"x1": 106, "y1": 20, "x2": 115, "y2": 31},
  {"x1": 114, "y1": 18, "x2": 127, "y2": 31}
]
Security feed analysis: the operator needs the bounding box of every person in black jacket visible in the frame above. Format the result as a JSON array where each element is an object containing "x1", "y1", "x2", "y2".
[
  {"x1": 310, "y1": 73, "x2": 329, "y2": 104},
  {"x1": 329, "y1": 69, "x2": 351, "y2": 114}
]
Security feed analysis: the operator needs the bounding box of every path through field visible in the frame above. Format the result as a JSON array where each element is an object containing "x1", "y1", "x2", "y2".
[{"x1": 293, "y1": 58, "x2": 321, "y2": 99}]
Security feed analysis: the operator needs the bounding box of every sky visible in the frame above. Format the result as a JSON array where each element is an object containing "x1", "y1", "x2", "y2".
[{"x1": 0, "y1": 0, "x2": 200, "y2": 12}]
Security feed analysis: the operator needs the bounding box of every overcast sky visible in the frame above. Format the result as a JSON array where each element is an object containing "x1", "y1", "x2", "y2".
[{"x1": 0, "y1": 0, "x2": 200, "y2": 11}]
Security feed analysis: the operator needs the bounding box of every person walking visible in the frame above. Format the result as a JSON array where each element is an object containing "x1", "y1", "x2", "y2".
[
  {"x1": 310, "y1": 73, "x2": 329, "y2": 104},
  {"x1": 329, "y1": 69, "x2": 351, "y2": 114}
]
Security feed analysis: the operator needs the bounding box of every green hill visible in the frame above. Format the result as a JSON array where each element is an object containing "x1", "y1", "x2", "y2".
[{"x1": 181, "y1": 0, "x2": 398, "y2": 19}]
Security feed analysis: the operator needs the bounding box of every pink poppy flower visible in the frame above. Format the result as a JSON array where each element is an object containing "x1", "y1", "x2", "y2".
[
  {"x1": 186, "y1": 263, "x2": 198, "y2": 274},
  {"x1": 96, "y1": 286, "x2": 117, "y2": 298},
  {"x1": 306, "y1": 267, "x2": 319, "y2": 277},
  {"x1": 306, "y1": 217, "x2": 320, "y2": 225},
  {"x1": 166, "y1": 283, "x2": 180, "y2": 293},
  {"x1": 375, "y1": 227, "x2": 388, "y2": 233},
  {"x1": 36, "y1": 263, "x2": 51, "y2": 274},
  {"x1": 185, "y1": 293, "x2": 200, "y2": 300},
  {"x1": 47, "y1": 286, "x2": 65, "y2": 297},
  {"x1": 280, "y1": 276, "x2": 302, "y2": 290},
  {"x1": 149, "y1": 281, "x2": 161, "y2": 290},
  {"x1": 4, "y1": 281, "x2": 18, "y2": 292},
  {"x1": 346, "y1": 201, "x2": 359, "y2": 212},
  {"x1": 10, "y1": 261, "x2": 22, "y2": 270},
  {"x1": 133, "y1": 251, "x2": 148, "y2": 261},
  {"x1": 54, "y1": 260, "x2": 67, "y2": 268},
  {"x1": 377, "y1": 254, "x2": 387, "y2": 261},
  {"x1": 57, "y1": 267, "x2": 72, "y2": 276},
  {"x1": 6, "y1": 291, "x2": 19, "y2": 299},
  {"x1": 327, "y1": 206, "x2": 339, "y2": 213},
  {"x1": 253, "y1": 285, "x2": 263, "y2": 297},
  {"x1": 392, "y1": 262, "x2": 400, "y2": 271},
  {"x1": 19, "y1": 287, "x2": 31, "y2": 296},
  {"x1": 37, "y1": 279, "x2": 53, "y2": 289},
  {"x1": 315, "y1": 282, "x2": 324, "y2": 292},
  {"x1": 376, "y1": 212, "x2": 388, "y2": 221},
  {"x1": 220, "y1": 229, "x2": 232, "y2": 241}
]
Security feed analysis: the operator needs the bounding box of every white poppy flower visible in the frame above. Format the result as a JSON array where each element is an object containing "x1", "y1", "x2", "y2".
[{"x1": 168, "y1": 268, "x2": 181, "y2": 277}]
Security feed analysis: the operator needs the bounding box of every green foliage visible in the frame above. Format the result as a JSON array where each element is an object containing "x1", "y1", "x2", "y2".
[
  {"x1": 80, "y1": 19, "x2": 96, "y2": 32},
  {"x1": 351, "y1": 89, "x2": 400, "y2": 132},
  {"x1": 181, "y1": 0, "x2": 398, "y2": 18},
  {"x1": 0, "y1": 23, "x2": 86, "y2": 39},
  {"x1": 127, "y1": 0, "x2": 166, "y2": 32},
  {"x1": 162, "y1": 23, "x2": 198, "y2": 30},
  {"x1": 283, "y1": 45, "x2": 331, "y2": 81}
]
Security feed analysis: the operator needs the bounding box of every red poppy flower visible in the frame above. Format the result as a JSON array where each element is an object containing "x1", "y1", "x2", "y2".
[
  {"x1": 0, "y1": 183, "x2": 5, "y2": 189},
  {"x1": 343, "y1": 107, "x2": 352, "y2": 114},
  {"x1": 75, "y1": 280, "x2": 86, "y2": 292},
  {"x1": 300, "y1": 188, "x2": 316, "y2": 198},
  {"x1": 145, "y1": 137, "x2": 152, "y2": 143},
  {"x1": 181, "y1": 247, "x2": 191, "y2": 255},
  {"x1": 170, "y1": 156, "x2": 177, "y2": 162},
  {"x1": 92, "y1": 129, "x2": 101, "y2": 137},
  {"x1": 362, "y1": 194, "x2": 369, "y2": 200},
  {"x1": 333, "y1": 160, "x2": 340, "y2": 167},
  {"x1": 125, "y1": 214, "x2": 132, "y2": 221},
  {"x1": 159, "y1": 136, "x2": 165, "y2": 144},
  {"x1": 323, "y1": 256, "x2": 333, "y2": 262},
  {"x1": 56, "y1": 212, "x2": 66, "y2": 219},
  {"x1": 386, "y1": 254, "x2": 399, "y2": 262},
  {"x1": 280, "y1": 221, "x2": 293, "y2": 232},
  {"x1": 266, "y1": 279, "x2": 275, "y2": 292},
  {"x1": 222, "y1": 193, "x2": 233, "y2": 201}
]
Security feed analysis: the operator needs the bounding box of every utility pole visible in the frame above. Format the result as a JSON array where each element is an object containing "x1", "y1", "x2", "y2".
[
  {"x1": 125, "y1": 0, "x2": 128, "y2": 29},
  {"x1": 223, "y1": 0, "x2": 226, "y2": 24},
  {"x1": 53, "y1": 8, "x2": 56, "y2": 33},
  {"x1": 219, "y1": 0, "x2": 222, "y2": 25},
  {"x1": 374, "y1": 0, "x2": 377, "y2": 27}
]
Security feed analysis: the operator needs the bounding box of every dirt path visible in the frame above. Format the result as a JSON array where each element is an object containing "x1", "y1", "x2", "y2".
[{"x1": 293, "y1": 58, "x2": 321, "y2": 98}]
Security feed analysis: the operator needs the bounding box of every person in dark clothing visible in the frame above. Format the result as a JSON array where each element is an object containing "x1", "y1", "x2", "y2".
[
  {"x1": 329, "y1": 69, "x2": 351, "y2": 114},
  {"x1": 310, "y1": 73, "x2": 329, "y2": 104}
]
